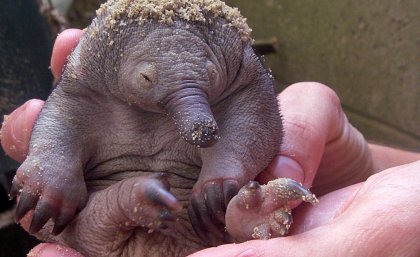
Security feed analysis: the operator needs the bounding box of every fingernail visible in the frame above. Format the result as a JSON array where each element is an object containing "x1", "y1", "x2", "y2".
[
  {"x1": 1, "y1": 103, "x2": 30, "y2": 163},
  {"x1": 268, "y1": 156, "x2": 305, "y2": 184},
  {"x1": 11, "y1": 103, "x2": 29, "y2": 149}
]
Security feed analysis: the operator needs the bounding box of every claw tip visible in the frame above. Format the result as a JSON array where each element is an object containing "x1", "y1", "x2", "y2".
[
  {"x1": 303, "y1": 194, "x2": 319, "y2": 205},
  {"x1": 246, "y1": 181, "x2": 261, "y2": 190}
]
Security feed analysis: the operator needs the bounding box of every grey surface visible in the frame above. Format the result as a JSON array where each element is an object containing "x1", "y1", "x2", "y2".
[{"x1": 227, "y1": 0, "x2": 420, "y2": 150}]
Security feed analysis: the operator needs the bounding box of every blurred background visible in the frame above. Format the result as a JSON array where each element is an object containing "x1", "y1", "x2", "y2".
[
  {"x1": 229, "y1": 0, "x2": 420, "y2": 151},
  {"x1": 0, "y1": 0, "x2": 419, "y2": 256}
]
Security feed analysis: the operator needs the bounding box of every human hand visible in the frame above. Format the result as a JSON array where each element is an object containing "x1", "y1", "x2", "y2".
[
  {"x1": 188, "y1": 80, "x2": 420, "y2": 256},
  {"x1": 190, "y1": 159, "x2": 420, "y2": 256}
]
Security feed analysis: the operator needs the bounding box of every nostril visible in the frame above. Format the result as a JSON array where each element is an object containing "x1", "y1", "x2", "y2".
[
  {"x1": 191, "y1": 127, "x2": 203, "y2": 141},
  {"x1": 187, "y1": 120, "x2": 219, "y2": 148}
]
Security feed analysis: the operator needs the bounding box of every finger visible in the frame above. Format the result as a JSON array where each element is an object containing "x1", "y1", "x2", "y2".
[
  {"x1": 257, "y1": 82, "x2": 345, "y2": 206},
  {"x1": 28, "y1": 243, "x2": 84, "y2": 257},
  {"x1": 368, "y1": 144, "x2": 420, "y2": 172},
  {"x1": 261, "y1": 82, "x2": 344, "y2": 186},
  {"x1": 51, "y1": 29, "x2": 84, "y2": 80},
  {"x1": 1, "y1": 99, "x2": 44, "y2": 162}
]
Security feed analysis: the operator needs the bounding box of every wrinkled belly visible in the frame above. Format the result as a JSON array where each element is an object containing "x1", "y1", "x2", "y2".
[
  {"x1": 80, "y1": 158, "x2": 207, "y2": 256},
  {"x1": 77, "y1": 133, "x2": 206, "y2": 255}
]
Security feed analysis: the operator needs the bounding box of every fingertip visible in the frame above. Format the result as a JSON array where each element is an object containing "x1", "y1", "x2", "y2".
[
  {"x1": 28, "y1": 243, "x2": 84, "y2": 257},
  {"x1": 23, "y1": 99, "x2": 45, "y2": 121},
  {"x1": 51, "y1": 29, "x2": 84, "y2": 79},
  {"x1": 276, "y1": 82, "x2": 346, "y2": 183},
  {"x1": 1, "y1": 100, "x2": 44, "y2": 162}
]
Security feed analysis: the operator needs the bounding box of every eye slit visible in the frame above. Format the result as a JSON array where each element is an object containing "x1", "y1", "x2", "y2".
[
  {"x1": 136, "y1": 63, "x2": 157, "y2": 88},
  {"x1": 141, "y1": 73, "x2": 151, "y2": 82}
]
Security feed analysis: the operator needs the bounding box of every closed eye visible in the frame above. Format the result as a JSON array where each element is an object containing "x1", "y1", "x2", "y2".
[{"x1": 141, "y1": 73, "x2": 151, "y2": 82}]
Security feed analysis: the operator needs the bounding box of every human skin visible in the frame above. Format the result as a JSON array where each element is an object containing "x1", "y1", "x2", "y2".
[{"x1": 2, "y1": 29, "x2": 420, "y2": 256}]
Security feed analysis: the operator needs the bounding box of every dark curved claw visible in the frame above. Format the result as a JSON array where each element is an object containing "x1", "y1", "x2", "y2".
[
  {"x1": 223, "y1": 180, "x2": 239, "y2": 209},
  {"x1": 123, "y1": 175, "x2": 182, "y2": 235},
  {"x1": 29, "y1": 201, "x2": 58, "y2": 234},
  {"x1": 52, "y1": 207, "x2": 77, "y2": 235},
  {"x1": 267, "y1": 178, "x2": 319, "y2": 204},
  {"x1": 204, "y1": 183, "x2": 225, "y2": 224},
  {"x1": 8, "y1": 179, "x2": 20, "y2": 200},
  {"x1": 189, "y1": 179, "x2": 239, "y2": 245},
  {"x1": 145, "y1": 181, "x2": 182, "y2": 212},
  {"x1": 188, "y1": 196, "x2": 224, "y2": 246},
  {"x1": 245, "y1": 180, "x2": 261, "y2": 190},
  {"x1": 188, "y1": 204, "x2": 207, "y2": 243},
  {"x1": 15, "y1": 192, "x2": 39, "y2": 222}
]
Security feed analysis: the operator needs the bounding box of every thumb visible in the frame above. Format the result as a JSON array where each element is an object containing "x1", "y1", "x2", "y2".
[
  {"x1": 258, "y1": 82, "x2": 372, "y2": 195},
  {"x1": 258, "y1": 83, "x2": 346, "y2": 187},
  {"x1": 51, "y1": 29, "x2": 84, "y2": 80}
]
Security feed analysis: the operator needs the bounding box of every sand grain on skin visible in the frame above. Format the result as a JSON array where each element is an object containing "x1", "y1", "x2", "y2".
[{"x1": 95, "y1": 0, "x2": 252, "y2": 41}]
